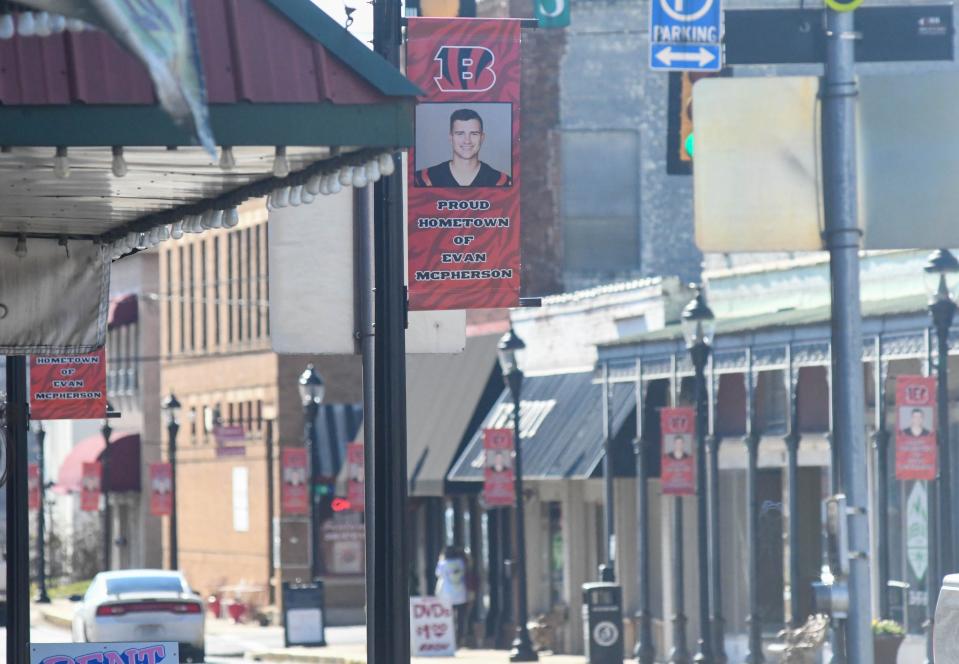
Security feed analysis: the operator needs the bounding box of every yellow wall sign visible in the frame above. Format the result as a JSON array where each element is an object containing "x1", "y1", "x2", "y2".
[{"x1": 824, "y1": 0, "x2": 863, "y2": 12}]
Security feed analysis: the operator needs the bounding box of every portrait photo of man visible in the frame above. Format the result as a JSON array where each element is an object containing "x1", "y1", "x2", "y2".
[
  {"x1": 486, "y1": 449, "x2": 512, "y2": 473},
  {"x1": 670, "y1": 435, "x2": 690, "y2": 460},
  {"x1": 415, "y1": 107, "x2": 512, "y2": 188},
  {"x1": 901, "y1": 407, "x2": 933, "y2": 438}
]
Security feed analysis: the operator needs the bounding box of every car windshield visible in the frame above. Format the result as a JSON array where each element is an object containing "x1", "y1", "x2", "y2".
[{"x1": 105, "y1": 576, "x2": 185, "y2": 595}]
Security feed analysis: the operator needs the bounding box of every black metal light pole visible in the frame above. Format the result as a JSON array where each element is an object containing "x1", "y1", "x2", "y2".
[
  {"x1": 669, "y1": 356, "x2": 690, "y2": 664},
  {"x1": 784, "y1": 347, "x2": 803, "y2": 629},
  {"x1": 497, "y1": 327, "x2": 538, "y2": 662},
  {"x1": 925, "y1": 249, "x2": 958, "y2": 574},
  {"x1": 6, "y1": 356, "x2": 30, "y2": 664},
  {"x1": 162, "y1": 393, "x2": 181, "y2": 570},
  {"x1": 633, "y1": 360, "x2": 656, "y2": 664},
  {"x1": 35, "y1": 422, "x2": 50, "y2": 603},
  {"x1": 682, "y1": 288, "x2": 716, "y2": 664},
  {"x1": 601, "y1": 363, "x2": 616, "y2": 583},
  {"x1": 743, "y1": 351, "x2": 764, "y2": 664},
  {"x1": 100, "y1": 409, "x2": 113, "y2": 571},
  {"x1": 925, "y1": 329, "x2": 940, "y2": 664},
  {"x1": 706, "y1": 360, "x2": 726, "y2": 664},
  {"x1": 298, "y1": 364, "x2": 325, "y2": 581},
  {"x1": 872, "y1": 338, "x2": 891, "y2": 619}
]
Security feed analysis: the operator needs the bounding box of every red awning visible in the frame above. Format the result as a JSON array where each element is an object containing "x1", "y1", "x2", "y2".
[
  {"x1": 54, "y1": 432, "x2": 141, "y2": 494},
  {"x1": 108, "y1": 293, "x2": 138, "y2": 329}
]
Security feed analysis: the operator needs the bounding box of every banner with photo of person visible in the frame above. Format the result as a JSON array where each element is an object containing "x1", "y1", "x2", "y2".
[
  {"x1": 80, "y1": 461, "x2": 101, "y2": 512},
  {"x1": 281, "y1": 448, "x2": 310, "y2": 515},
  {"x1": 896, "y1": 375, "x2": 938, "y2": 481},
  {"x1": 28, "y1": 463, "x2": 40, "y2": 512},
  {"x1": 406, "y1": 18, "x2": 523, "y2": 310},
  {"x1": 661, "y1": 407, "x2": 695, "y2": 496},
  {"x1": 482, "y1": 428, "x2": 515, "y2": 507},
  {"x1": 150, "y1": 462, "x2": 173, "y2": 516}
]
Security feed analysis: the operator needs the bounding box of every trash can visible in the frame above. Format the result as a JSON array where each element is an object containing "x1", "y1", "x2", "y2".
[
  {"x1": 282, "y1": 580, "x2": 326, "y2": 648},
  {"x1": 582, "y1": 582, "x2": 623, "y2": 664}
]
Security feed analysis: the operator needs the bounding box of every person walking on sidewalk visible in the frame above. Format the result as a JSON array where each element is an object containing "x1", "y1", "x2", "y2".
[{"x1": 435, "y1": 546, "x2": 469, "y2": 645}]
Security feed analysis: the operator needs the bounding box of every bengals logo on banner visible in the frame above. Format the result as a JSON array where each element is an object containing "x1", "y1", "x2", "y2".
[{"x1": 433, "y1": 46, "x2": 496, "y2": 92}]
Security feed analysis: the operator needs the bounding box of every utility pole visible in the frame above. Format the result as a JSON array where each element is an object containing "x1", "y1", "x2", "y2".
[
  {"x1": 371, "y1": 1, "x2": 410, "y2": 662},
  {"x1": 6, "y1": 356, "x2": 29, "y2": 664},
  {"x1": 821, "y1": 7, "x2": 874, "y2": 662}
]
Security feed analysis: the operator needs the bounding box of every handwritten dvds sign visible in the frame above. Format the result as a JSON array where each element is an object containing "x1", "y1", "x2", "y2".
[
  {"x1": 410, "y1": 596, "x2": 457, "y2": 657},
  {"x1": 149, "y1": 463, "x2": 173, "y2": 516},
  {"x1": 30, "y1": 350, "x2": 107, "y2": 420},
  {"x1": 661, "y1": 407, "x2": 696, "y2": 496},
  {"x1": 31, "y1": 641, "x2": 178, "y2": 664},
  {"x1": 896, "y1": 376, "x2": 937, "y2": 481},
  {"x1": 80, "y1": 462, "x2": 101, "y2": 512},
  {"x1": 482, "y1": 428, "x2": 515, "y2": 507},
  {"x1": 406, "y1": 18, "x2": 523, "y2": 310}
]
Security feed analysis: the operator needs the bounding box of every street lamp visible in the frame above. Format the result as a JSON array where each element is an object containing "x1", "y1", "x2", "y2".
[
  {"x1": 497, "y1": 327, "x2": 537, "y2": 663},
  {"x1": 682, "y1": 287, "x2": 716, "y2": 664},
  {"x1": 298, "y1": 364, "x2": 325, "y2": 581},
  {"x1": 34, "y1": 422, "x2": 50, "y2": 603},
  {"x1": 100, "y1": 406, "x2": 113, "y2": 572},
  {"x1": 162, "y1": 393, "x2": 181, "y2": 570},
  {"x1": 924, "y1": 249, "x2": 959, "y2": 577}
]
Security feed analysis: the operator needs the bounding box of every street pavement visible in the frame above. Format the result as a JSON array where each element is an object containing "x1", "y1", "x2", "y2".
[{"x1": 0, "y1": 603, "x2": 928, "y2": 663}]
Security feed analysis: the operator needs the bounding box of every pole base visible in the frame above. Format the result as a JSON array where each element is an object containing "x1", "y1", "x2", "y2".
[
  {"x1": 35, "y1": 592, "x2": 51, "y2": 604},
  {"x1": 509, "y1": 630, "x2": 539, "y2": 662}
]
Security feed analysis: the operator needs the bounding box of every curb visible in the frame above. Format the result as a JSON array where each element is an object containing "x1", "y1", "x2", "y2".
[
  {"x1": 38, "y1": 607, "x2": 73, "y2": 630},
  {"x1": 250, "y1": 651, "x2": 366, "y2": 664}
]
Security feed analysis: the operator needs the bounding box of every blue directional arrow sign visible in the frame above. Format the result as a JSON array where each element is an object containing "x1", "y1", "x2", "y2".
[{"x1": 649, "y1": 0, "x2": 723, "y2": 72}]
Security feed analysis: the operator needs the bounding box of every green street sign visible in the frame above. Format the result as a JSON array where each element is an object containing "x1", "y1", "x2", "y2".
[{"x1": 535, "y1": 0, "x2": 570, "y2": 28}]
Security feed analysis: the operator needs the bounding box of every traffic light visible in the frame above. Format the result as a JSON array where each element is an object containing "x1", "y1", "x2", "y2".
[{"x1": 666, "y1": 70, "x2": 728, "y2": 175}]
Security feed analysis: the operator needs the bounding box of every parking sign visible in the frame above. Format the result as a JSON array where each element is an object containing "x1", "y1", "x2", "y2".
[{"x1": 650, "y1": 0, "x2": 723, "y2": 71}]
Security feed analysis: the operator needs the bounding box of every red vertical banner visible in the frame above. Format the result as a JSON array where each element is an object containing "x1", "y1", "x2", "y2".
[
  {"x1": 30, "y1": 350, "x2": 107, "y2": 420},
  {"x1": 896, "y1": 376, "x2": 938, "y2": 481},
  {"x1": 28, "y1": 464, "x2": 41, "y2": 512},
  {"x1": 149, "y1": 463, "x2": 173, "y2": 516},
  {"x1": 406, "y1": 18, "x2": 523, "y2": 310},
  {"x1": 80, "y1": 462, "x2": 102, "y2": 512},
  {"x1": 281, "y1": 448, "x2": 310, "y2": 515},
  {"x1": 482, "y1": 428, "x2": 515, "y2": 507},
  {"x1": 661, "y1": 407, "x2": 696, "y2": 496},
  {"x1": 346, "y1": 442, "x2": 365, "y2": 512}
]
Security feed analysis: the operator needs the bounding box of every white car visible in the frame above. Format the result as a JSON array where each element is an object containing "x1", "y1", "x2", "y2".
[{"x1": 71, "y1": 570, "x2": 205, "y2": 662}]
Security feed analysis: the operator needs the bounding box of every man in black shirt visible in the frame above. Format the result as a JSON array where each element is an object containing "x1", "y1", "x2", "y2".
[{"x1": 415, "y1": 108, "x2": 512, "y2": 187}]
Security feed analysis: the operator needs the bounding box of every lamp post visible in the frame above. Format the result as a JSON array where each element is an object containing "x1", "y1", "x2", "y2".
[
  {"x1": 682, "y1": 287, "x2": 716, "y2": 664},
  {"x1": 100, "y1": 408, "x2": 113, "y2": 571},
  {"x1": 924, "y1": 249, "x2": 959, "y2": 574},
  {"x1": 298, "y1": 364, "x2": 325, "y2": 581},
  {"x1": 34, "y1": 422, "x2": 50, "y2": 603},
  {"x1": 497, "y1": 327, "x2": 537, "y2": 663},
  {"x1": 162, "y1": 393, "x2": 181, "y2": 570}
]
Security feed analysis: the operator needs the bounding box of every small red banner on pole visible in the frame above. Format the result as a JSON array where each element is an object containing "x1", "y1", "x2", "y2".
[
  {"x1": 661, "y1": 407, "x2": 696, "y2": 496},
  {"x1": 281, "y1": 448, "x2": 309, "y2": 515},
  {"x1": 346, "y1": 442, "x2": 365, "y2": 512},
  {"x1": 80, "y1": 461, "x2": 101, "y2": 512},
  {"x1": 30, "y1": 350, "x2": 107, "y2": 420},
  {"x1": 149, "y1": 462, "x2": 173, "y2": 516},
  {"x1": 406, "y1": 18, "x2": 524, "y2": 310},
  {"x1": 482, "y1": 428, "x2": 515, "y2": 507},
  {"x1": 896, "y1": 375, "x2": 938, "y2": 481},
  {"x1": 28, "y1": 463, "x2": 40, "y2": 512}
]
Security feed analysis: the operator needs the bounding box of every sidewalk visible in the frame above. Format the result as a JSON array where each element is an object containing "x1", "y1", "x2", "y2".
[{"x1": 250, "y1": 646, "x2": 586, "y2": 664}]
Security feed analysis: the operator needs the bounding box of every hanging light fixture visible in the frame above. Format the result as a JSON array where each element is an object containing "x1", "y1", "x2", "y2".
[
  {"x1": 301, "y1": 189, "x2": 316, "y2": 205},
  {"x1": 219, "y1": 146, "x2": 236, "y2": 171},
  {"x1": 352, "y1": 166, "x2": 368, "y2": 188},
  {"x1": 328, "y1": 176, "x2": 343, "y2": 194},
  {"x1": 49, "y1": 14, "x2": 66, "y2": 33},
  {"x1": 34, "y1": 12, "x2": 51, "y2": 36},
  {"x1": 14, "y1": 235, "x2": 27, "y2": 258},
  {"x1": 53, "y1": 147, "x2": 70, "y2": 179},
  {"x1": 273, "y1": 187, "x2": 290, "y2": 208},
  {"x1": 170, "y1": 221, "x2": 185, "y2": 240},
  {"x1": 65, "y1": 18, "x2": 85, "y2": 32},
  {"x1": 306, "y1": 174, "x2": 323, "y2": 196},
  {"x1": 17, "y1": 12, "x2": 36, "y2": 37},
  {"x1": 111, "y1": 146, "x2": 128, "y2": 178},
  {"x1": 0, "y1": 14, "x2": 15, "y2": 40},
  {"x1": 338, "y1": 166, "x2": 354, "y2": 186},
  {"x1": 272, "y1": 146, "x2": 290, "y2": 178},
  {"x1": 365, "y1": 159, "x2": 381, "y2": 183},
  {"x1": 289, "y1": 185, "x2": 303, "y2": 207},
  {"x1": 224, "y1": 208, "x2": 240, "y2": 228},
  {"x1": 378, "y1": 152, "x2": 396, "y2": 176}
]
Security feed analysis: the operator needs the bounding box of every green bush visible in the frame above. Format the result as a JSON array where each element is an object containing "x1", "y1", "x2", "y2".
[{"x1": 872, "y1": 619, "x2": 905, "y2": 637}]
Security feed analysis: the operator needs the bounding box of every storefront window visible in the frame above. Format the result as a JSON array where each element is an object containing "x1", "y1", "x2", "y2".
[{"x1": 547, "y1": 502, "x2": 564, "y2": 607}]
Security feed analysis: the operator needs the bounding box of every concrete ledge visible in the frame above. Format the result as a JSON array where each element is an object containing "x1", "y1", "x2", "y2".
[
  {"x1": 37, "y1": 602, "x2": 74, "y2": 630},
  {"x1": 250, "y1": 648, "x2": 365, "y2": 664}
]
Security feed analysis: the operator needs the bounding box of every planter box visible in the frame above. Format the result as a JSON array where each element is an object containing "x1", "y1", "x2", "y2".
[{"x1": 874, "y1": 633, "x2": 904, "y2": 664}]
